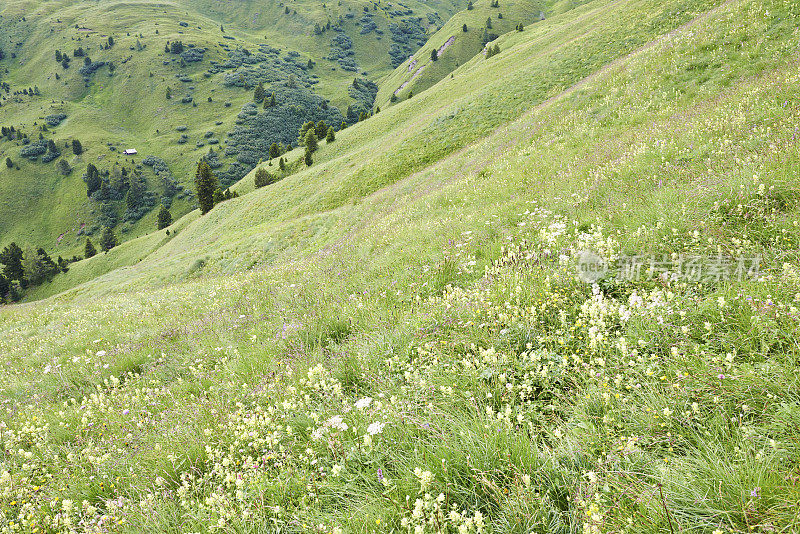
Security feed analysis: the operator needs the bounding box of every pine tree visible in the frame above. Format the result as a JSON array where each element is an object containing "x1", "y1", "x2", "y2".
[
  {"x1": 279, "y1": 157, "x2": 286, "y2": 172},
  {"x1": 85, "y1": 163, "x2": 101, "y2": 196},
  {"x1": 84, "y1": 238, "x2": 97, "y2": 258},
  {"x1": 99, "y1": 227, "x2": 118, "y2": 251},
  {"x1": 304, "y1": 128, "x2": 318, "y2": 153},
  {"x1": 157, "y1": 204, "x2": 172, "y2": 229},
  {"x1": 463, "y1": 23, "x2": 468, "y2": 32},
  {"x1": 486, "y1": 17, "x2": 492, "y2": 29},
  {"x1": 194, "y1": 161, "x2": 218, "y2": 215},
  {"x1": 57, "y1": 159, "x2": 71, "y2": 176},
  {"x1": 0, "y1": 273, "x2": 8, "y2": 304},
  {"x1": 467, "y1": 0, "x2": 473, "y2": 9},
  {"x1": 304, "y1": 149, "x2": 313, "y2": 166},
  {"x1": 72, "y1": 139, "x2": 83, "y2": 155},
  {"x1": 166, "y1": 86, "x2": 172, "y2": 100},
  {"x1": 212, "y1": 188, "x2": 225, "y2": 205},
  {"x1": 269, "y1": 142, "x2": 280, "y2": 159},
  {"x1": 5, "y1": 157, "x2": 12, "y2": 169},
  {"x1": 126, "y1": 176, "x2": 145, "y2": 212},
  {"x1": 326, "y1": 126, "x2": 335, "y2": 143},
  {"x1": 315, "y1": 120, "x2": 328, "y2": 139},
  {"x1": 0, "y1": 243, "x2": 24, "y2": 283},
  {"x1": 254, "y1": 168, "x2": 275, "y2": 188},
  {"x1": 254, "y1": 81, "x2": 266, "y2": 102},
  {"x1": 430, "y1": 48, "x2": 438, "y2": 61}
]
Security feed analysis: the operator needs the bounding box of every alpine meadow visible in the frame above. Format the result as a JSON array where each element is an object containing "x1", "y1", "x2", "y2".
[{"x1": 1, "y1": 0, "x2": 800, "y2": 532}]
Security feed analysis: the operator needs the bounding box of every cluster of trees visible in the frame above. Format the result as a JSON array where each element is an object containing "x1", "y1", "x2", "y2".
[
  {"x1": 485, "y1": 43, "x2": 502, "y2": 58},
  {"x1": 84, "y1": 163, "x2": 157, "y2": 228},
  {"x1": 0, "y1": 242, "x2": 77, "y2": 303},
  {"x1": 297, "y1": 120, "x2": 336, "y2": 166},
  {"x1": 165, "y1": 41, "x2": 185, "y2": 54},
  {"x1": 254, "y1": 167, "x2": 277, "y2": 188},
  {"x1": 82, "y1": 227, "x2": 118, "y2": 259},
  {"x1": 194, "y1": 162, "x2": 238, "y2": 215},
  {"x1": 54, "y1": 47, "x2": 91, "y2": 69}
]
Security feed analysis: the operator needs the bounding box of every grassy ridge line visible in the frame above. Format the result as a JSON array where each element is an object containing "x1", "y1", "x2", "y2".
[
  {"x1": 20, "y1": 0, "x2": 725, "y2": 301},
  {"x1": 374, "y1": 0, "x2": 596, "y2": 106},
  {"x1": 0, "y1": 0, "x2": 454, "y2": 257}
]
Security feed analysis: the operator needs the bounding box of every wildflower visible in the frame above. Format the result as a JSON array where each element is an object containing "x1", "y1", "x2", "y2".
[
  {"x1": 377, "y1": 468, "x2": 383, "y2": 481},
  {"x1": 367, "y1": 421, "x2": 385, "y2": 435},
  {"x1": 414, "y1": 468, "x2": 435, "y2": 492},
  {"x1": 355, "y1": 397, "x2": 373, "y2": 409}
]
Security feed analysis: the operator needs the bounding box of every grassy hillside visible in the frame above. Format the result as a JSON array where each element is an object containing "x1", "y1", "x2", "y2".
[
  {"x1": 374, "y1": 0, "x2": 579, "y2": 106},
  {"x1": 1, "y1": 0, "x2": 800, "y2": 531},
  {"x1": 0, "y1": 0, "x2": 456, "y2": 261}
]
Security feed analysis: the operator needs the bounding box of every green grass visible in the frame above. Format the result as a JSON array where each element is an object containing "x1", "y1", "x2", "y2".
[
  {"x1": 0, "y1": 0, "x2": 459, "y2": 258},
  {"x1": 1, "y1": 0, "x2": 800, "y2": 531}
]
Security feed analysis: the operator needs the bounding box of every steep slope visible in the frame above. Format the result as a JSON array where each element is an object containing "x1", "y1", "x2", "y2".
[
  {"x1": 375, "y1": 0, "x2": 580, "y2": 106},
  {"x1": 0, "y1": 0, "x2": 453, "y2": 260},
  {"x1": 25, "y1": 0, "x2": 731, "y2": 300},
  {"x1": 1, "y1": 0, "x2": 800, "y2": 531}
]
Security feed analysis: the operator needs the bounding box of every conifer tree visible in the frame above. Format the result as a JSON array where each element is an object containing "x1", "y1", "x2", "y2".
[
  {"x1": 0, "y1": 243, "x2": 24, "y2": 283},
  {"x1": 304, "y1": 149, "x2": 313, "y2": 166},
  {"x1": 254, "y1": 82, "x2": 266, "y2": 102},
  {"x1": 157, "y1": 204, "x2": 172, "y2": 229},
  {"x1": 5, "y1": 157, "x2": 13, "y2": 169},
  {"x1": 99, "y1": 227, "x2": 118, "y2": 251},
  {"x1": 255, "y1": 168, "x2": 274, "y2": 188},
  {"x1": 326, "y1": 126, "x2": 335, "y2": 143},
  {"x1": 269, "y1": 142, "x2": 280, "y2": 159},
  {"x1": 126, "y1": 176, "x2": 145, "y2": 212},
  {"x1": 463, "y1": 23, "x2": 468, "y2": 32},
  {"x1": 212, "y1": 188, "x2": 225, "y2": 205},
  {"x1": 85, "y1": 163, "x2": 101, "y2": 196},
  {"x1": 72, "y1": 139, "x2": 83, "y2": 155},
  {"x1": 0, "y1": 274, "x2": 8, "y2": 304},
  {"x1": 194, "y1": 161, "x2": 219, "y2": 215},
  {"x1": 315, "y1": 120, "x2": 328, "y2": 140},
  {"x1": 84, "y1": 238, "x2": 97, "y2": 258},
  {"x1": 430, "y1": 48, "x2": 438, "y2": 61},
  {"x1": 279, "y1": 157, "x2": 286, "y2": 172},
  {"x1": 304, "y1": 128, "x2": 318, "y2": 153}
]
